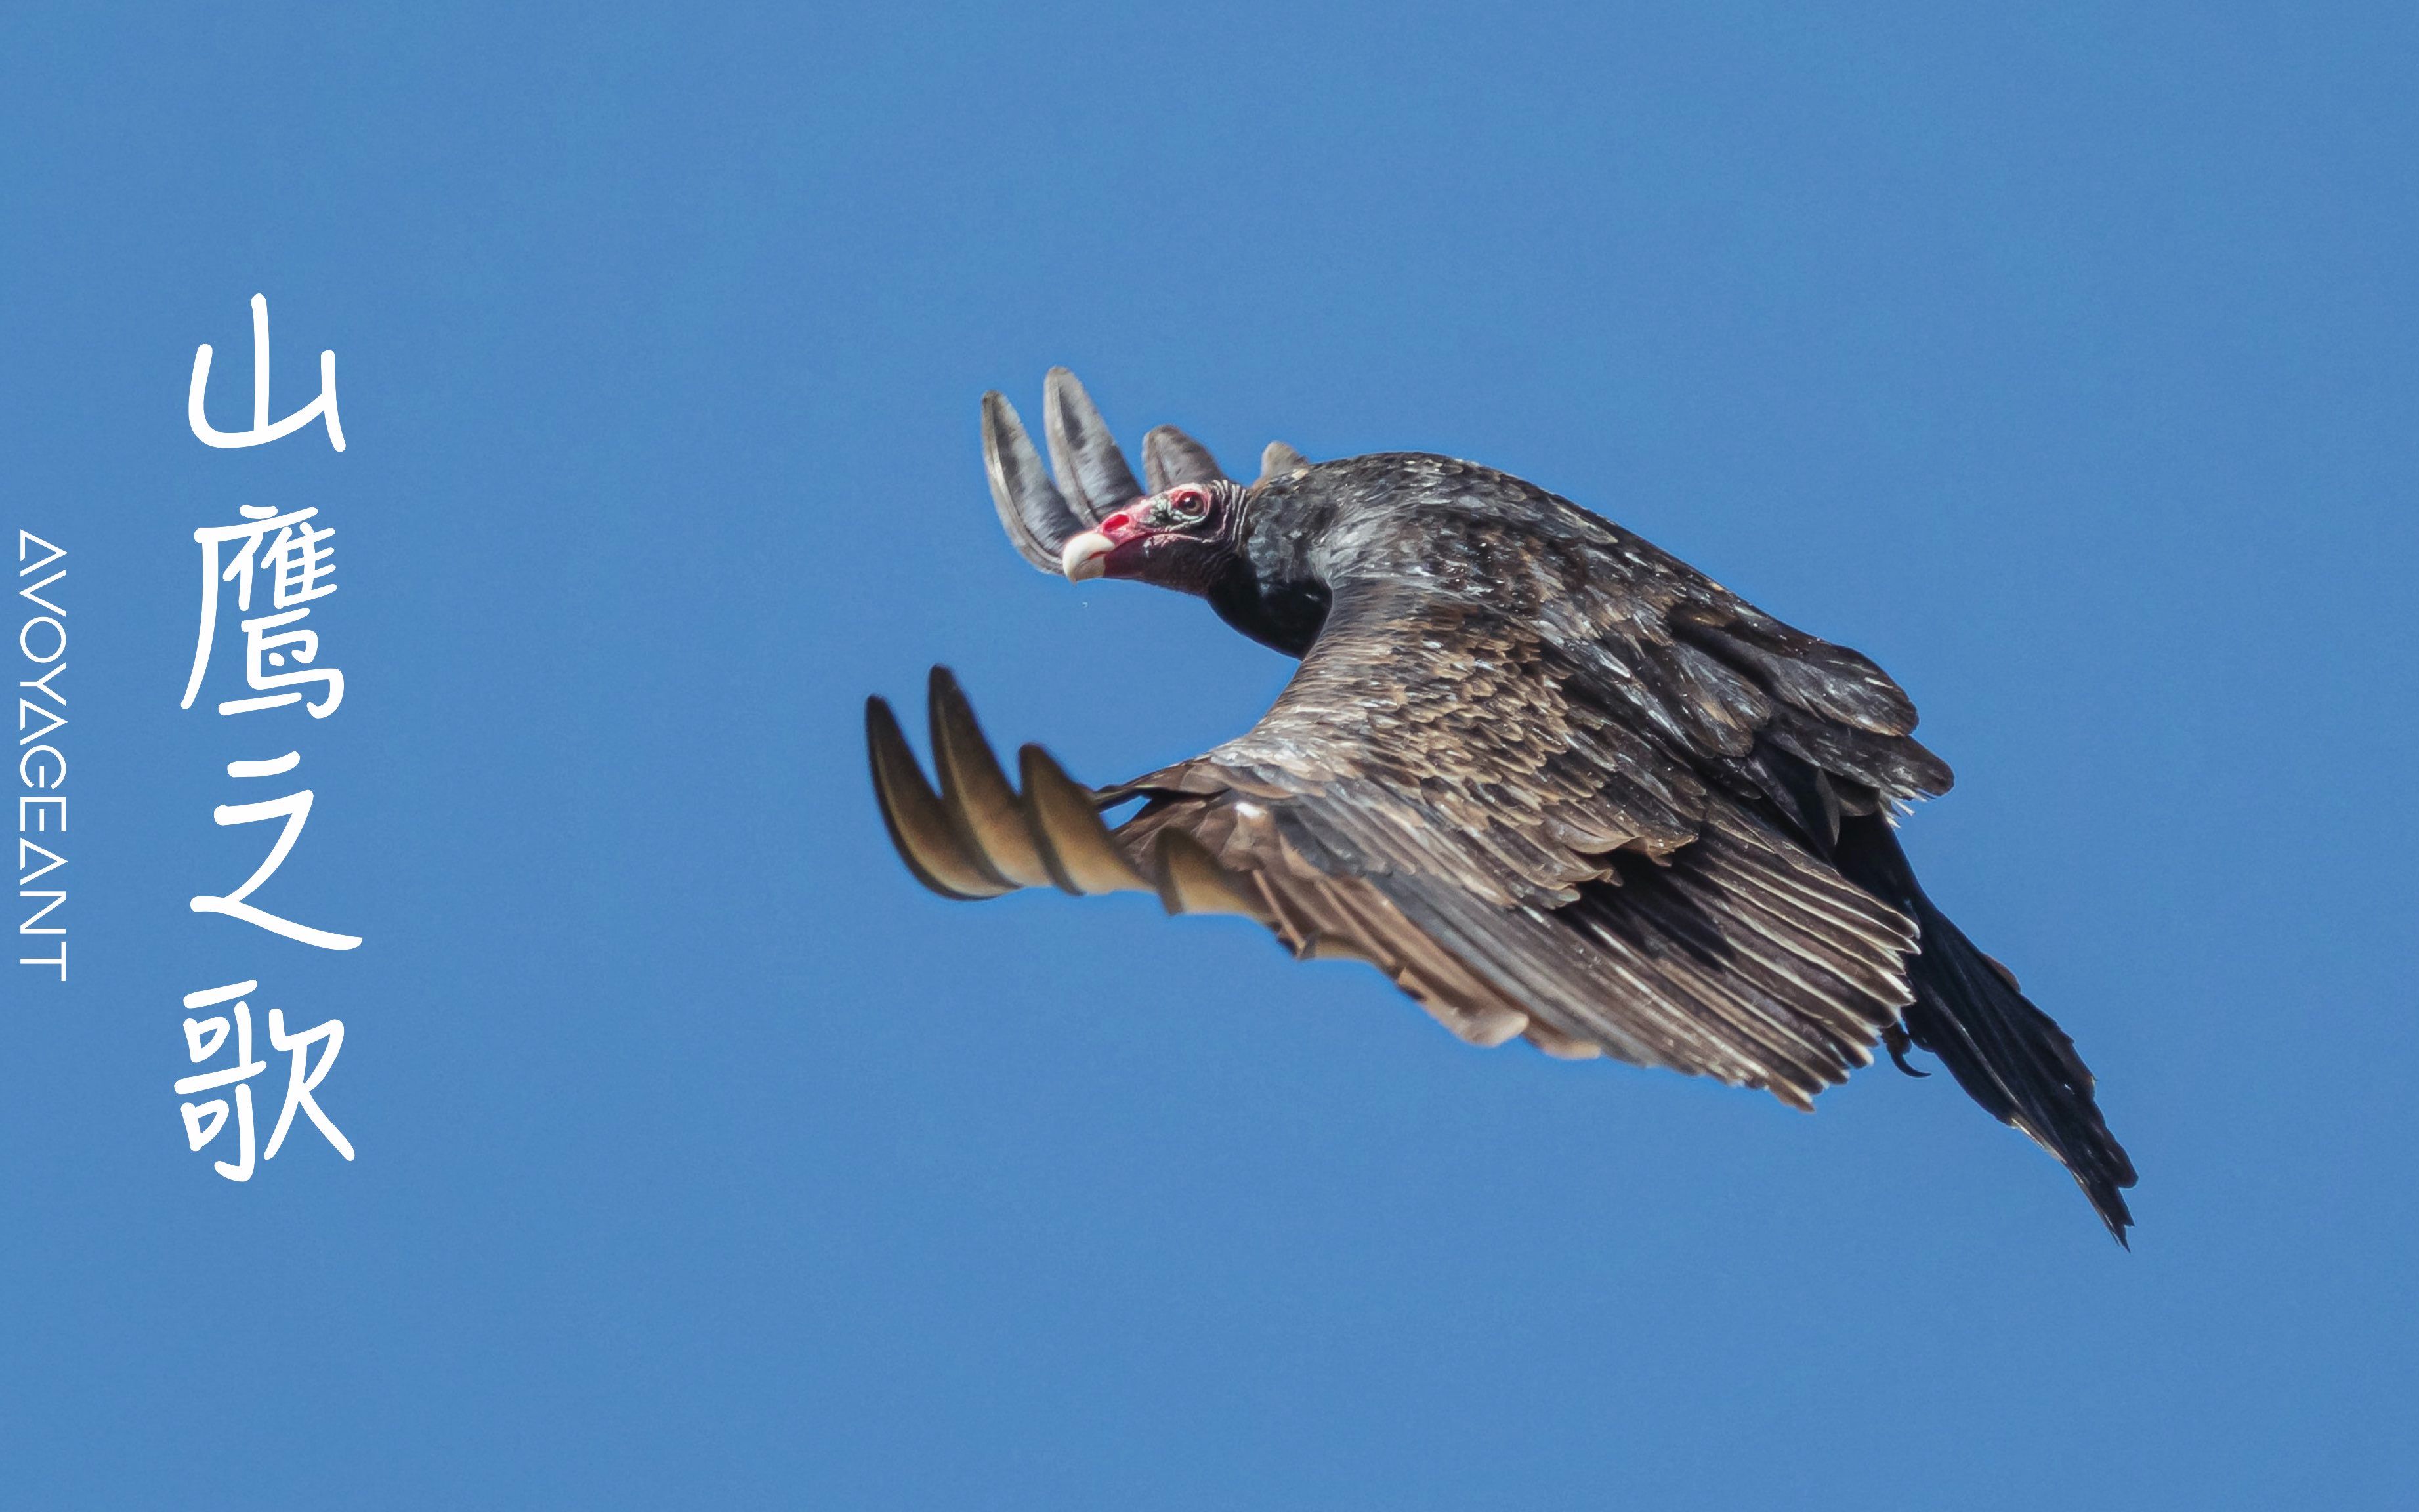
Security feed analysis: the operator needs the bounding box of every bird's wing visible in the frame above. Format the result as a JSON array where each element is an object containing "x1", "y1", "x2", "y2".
[
  {"x1": 871, "y1": 570, "x2": 1933, "y2": 1108},
  {"x1": 1116, "y1": 577, "x2": 1937, "y2": 1106}
]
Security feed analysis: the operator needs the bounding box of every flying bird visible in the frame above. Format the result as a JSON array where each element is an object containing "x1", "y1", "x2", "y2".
[{"x1": 867, "y1": 368, "x2": 2137, "y2": 1241}]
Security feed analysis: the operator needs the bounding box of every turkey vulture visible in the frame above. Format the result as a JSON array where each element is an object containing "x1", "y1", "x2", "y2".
[{"x1": 867, "y1": 368, "x2": 2137, "y2": 1242}]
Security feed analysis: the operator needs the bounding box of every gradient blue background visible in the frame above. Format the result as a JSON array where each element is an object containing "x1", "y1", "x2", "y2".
[{"x1": 3, "y1": 4, "x2": 2412, "y2": 1507}]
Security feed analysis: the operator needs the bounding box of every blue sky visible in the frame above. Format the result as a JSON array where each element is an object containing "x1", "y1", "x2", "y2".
[{"x1": 1, "y1": 4, "x2": 2412, "y2": 1507}]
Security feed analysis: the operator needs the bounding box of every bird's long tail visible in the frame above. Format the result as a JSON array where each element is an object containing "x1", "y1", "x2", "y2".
[{"x1": 1832, "y1": 814, "x2": 2137, "y2": 1244}]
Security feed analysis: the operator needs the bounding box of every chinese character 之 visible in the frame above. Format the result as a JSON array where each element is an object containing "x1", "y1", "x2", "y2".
[{"x1": 188, "y1": 752, "x2": 360, "y2": 950}]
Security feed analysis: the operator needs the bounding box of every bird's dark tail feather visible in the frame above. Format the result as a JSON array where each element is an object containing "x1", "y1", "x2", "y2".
[{"x1": 1832, "y1": 814, "x2": 2137, "y2": 1244}]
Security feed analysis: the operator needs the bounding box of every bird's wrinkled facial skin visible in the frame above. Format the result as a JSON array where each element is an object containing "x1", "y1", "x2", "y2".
[{"x1": 1060, "y1": 482, "x2": 1240, "y2": 593}]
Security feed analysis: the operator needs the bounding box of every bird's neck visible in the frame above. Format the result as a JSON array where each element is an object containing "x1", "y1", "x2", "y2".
[
  {"x1": 1208, "y1": 571, "x2": 1332, "y2": 657},
  {"x1": 1209, "y1": 481, "x2": 1336, "y2": 656}
]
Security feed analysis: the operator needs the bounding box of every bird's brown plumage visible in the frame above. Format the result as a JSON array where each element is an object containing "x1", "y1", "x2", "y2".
[{"x1": 870, "y1": 371, "x2": 2137, "y2": 1241}]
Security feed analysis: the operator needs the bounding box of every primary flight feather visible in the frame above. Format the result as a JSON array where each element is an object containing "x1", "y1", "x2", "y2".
[{"x1": 868, "y1": 368, "x2": 2137, "y2": 1242}]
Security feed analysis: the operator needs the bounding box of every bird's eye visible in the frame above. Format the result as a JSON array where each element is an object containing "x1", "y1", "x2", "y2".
[{"x1": 1163, "y1": 487, "x2": 1212, "y2": 526}]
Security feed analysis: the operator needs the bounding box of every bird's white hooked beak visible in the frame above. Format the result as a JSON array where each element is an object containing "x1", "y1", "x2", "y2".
[{"x1": 1061, "y1": 530, "x2": 1115, "y2": 581}]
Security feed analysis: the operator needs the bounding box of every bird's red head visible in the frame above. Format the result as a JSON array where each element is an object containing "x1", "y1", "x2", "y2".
[{"x1": 1060, "y1": 481, "x2": 1238, "y2": 591}]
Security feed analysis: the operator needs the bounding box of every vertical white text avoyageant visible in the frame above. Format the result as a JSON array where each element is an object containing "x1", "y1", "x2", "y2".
[{"x1": 19, "y1": 530, "x2": 66, "y2": 981}]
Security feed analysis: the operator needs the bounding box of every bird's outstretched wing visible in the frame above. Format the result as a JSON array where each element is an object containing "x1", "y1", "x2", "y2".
[{"x1": 870, "y1": 580, "x2": 1926, "y2": 1110}]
